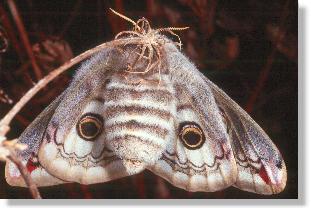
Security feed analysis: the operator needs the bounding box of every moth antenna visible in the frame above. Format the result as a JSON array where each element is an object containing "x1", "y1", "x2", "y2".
[
  {"x1": 158, "y1": 27, "x2": 189, "y2": 50},
  {"x1": 159, "y1": 27, "x2": 190, "y2": 31},
  {"x1": 109, "y1": 8, "x2": 141, "y2": 31}
]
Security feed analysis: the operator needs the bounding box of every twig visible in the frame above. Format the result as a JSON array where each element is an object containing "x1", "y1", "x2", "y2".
[
  {"x1": 156, "y1": 177, "x2": 170, "y2": 198},
  {"x1": 135, "y1": 173, "x2": 146, "y2": 198},
  {"x1": 0, "y1": 37, "x2": 136, "y2": 127},
  {"x1": 0, "y1": 88, "x2": 13, "y2": 104},
  {"x1": 80, "y1": 184, "x2": 92, "y2": 199},
  {"x1": 0, "y1": 137, "x2": 37, "y2": 198},
  {"x1": 0, "y1": 26, "x2": 9, "y2": 53},
  {"x1": 7, "y1": 152, "x2": 41, "y2": 199},
  {"x1": 0, "y1": 4, "x2": 24, "y2": 60},
  {"x1": 245, "y1": 49, "x2": 277, "y2": 113},
  {"x1": 58, "y1": 0, "x2": 83, "y2": 38},
  {"x1": 7, "y1": 0, "x2": 43, "y2": 80},
  {"x1": 245, "y1": 0, "x2": 290, "y2": 113}
]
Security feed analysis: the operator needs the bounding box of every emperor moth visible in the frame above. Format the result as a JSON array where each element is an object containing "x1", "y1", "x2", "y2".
[{"x1": 5, "y1": 13, "x2": 286, "y2": 195}]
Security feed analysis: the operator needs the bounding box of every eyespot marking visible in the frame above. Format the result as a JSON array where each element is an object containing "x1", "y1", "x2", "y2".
[
  {"x1": 178, "y1": 121, "x2": 205, "y2": 150},
  {"x1": 76, "y1": 113, "x2": 104, "y2": 141}
]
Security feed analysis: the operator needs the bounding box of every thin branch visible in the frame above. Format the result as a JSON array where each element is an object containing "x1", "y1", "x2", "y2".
[
  {"x1": 0, "y1": 4, "x2": 25, "y2": 61},
  {"x1": 58, "y1": 0, "x2": 83, "y2": 38},
  {"x1": 7, "y1": 152, "x2": 41, "y2": 199},
  {"x1": 245, "y1": 0, "x2": 290, "y2": 113},
  {"x1": 0, "y1": 37, "x2": 136, "y2": 127},
  {"x1": 245, "y1": 49, "x2": 277, "y2": 113},
  {"x1": 7, "y1": 0, "x2": 43, "y2": 80}
]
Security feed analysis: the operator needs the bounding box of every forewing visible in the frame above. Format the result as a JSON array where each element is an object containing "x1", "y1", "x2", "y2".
[
  {"x1": 206, "y1": 78, "x2": 287, "y2": 194},
  {"x1": 5, "y1": 93, "x2": 66, "y2": 187}
]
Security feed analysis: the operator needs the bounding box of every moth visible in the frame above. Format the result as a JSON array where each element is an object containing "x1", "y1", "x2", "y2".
[{"x1": 5, "y1": 12, "x2": 286, "y2": 195}]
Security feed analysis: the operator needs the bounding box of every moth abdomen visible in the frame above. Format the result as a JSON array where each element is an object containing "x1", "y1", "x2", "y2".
[
  {"x1": 103, "y1": 73, "x2": 177, "y2": 165},
  {"x1": 105, "y1": 120, "x2": 169, "y2": 139}
]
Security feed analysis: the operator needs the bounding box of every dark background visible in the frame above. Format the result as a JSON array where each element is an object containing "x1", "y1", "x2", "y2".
[{"x1": 0, "y1": 0, "x2": 297, "y2": 199}]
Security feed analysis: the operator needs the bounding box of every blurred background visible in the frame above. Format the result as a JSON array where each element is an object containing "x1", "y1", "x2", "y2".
[{"x1": 0, "y1": 0, "x2": 297, "y2": 199}]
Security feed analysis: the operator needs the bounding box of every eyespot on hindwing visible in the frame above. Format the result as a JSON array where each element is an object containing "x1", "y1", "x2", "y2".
[
  {"x1": 76, "y1": 113, "x2": 104, "y2": 141},
  {"x1": 178, "y1": 121, "x2": 205, "y2": 150}
]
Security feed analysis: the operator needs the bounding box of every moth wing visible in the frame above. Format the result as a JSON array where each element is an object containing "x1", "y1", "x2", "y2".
[
  {"x1": 36, "y1": 49, "x2": 145, "y2": 185},
  {"x1": 205, "y1": 78, "x2": 287, "y2": 194},
  {"x1": 148, "y1": 84, "x2": 238, "y2": 192},
  {"x1": 149, "y1": 42, "x2": 286, "y2": 194},
  {"x1": 5, "y1": 93, "x2": 66, "y2": 187},
  {"x1": 7, "y1": 48, "x2": 144, "y2": 187},
  {"x1": 148, "y1": 43, "x2": 238, "y2": 192}
]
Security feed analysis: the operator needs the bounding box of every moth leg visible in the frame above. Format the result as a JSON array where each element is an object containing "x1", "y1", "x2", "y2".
[
  {"x1": 125, "y1": 44, "x2": 155, "y2": 74},
  {"x1": 125, "y1": 45, "x2": 143, "y2": 72},
  {"x1": 136, "y1": 44, "x2": 155, "y2": 73},
  {"x1": 137, "y1": 44, "x2": 153, "y2": 72},
  {"x1": 136, "y1": 44, "x2": 147, "y2": 60},
  {"x1": 153, "y1": 45, "x2": 163, "y2": 85},
  {"x1": 139, "y1": 43, "x2": 155, "y2": 73},
  {"x1": 157, "y1": 60, "x2": 162, "y2": 85},
  {"x1": 146, "y1": 44, "x2": 154, "y2": 70}
]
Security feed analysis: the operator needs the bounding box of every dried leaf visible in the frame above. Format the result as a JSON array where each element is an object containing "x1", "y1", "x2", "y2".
[{"x1": 33, "y1": 38, "x2": 73, "y2": 73}]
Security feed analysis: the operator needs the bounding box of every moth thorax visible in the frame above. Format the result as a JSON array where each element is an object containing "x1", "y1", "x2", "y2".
[{"x1": 121, "y1": 41, "x2": 168, "y2": 76}]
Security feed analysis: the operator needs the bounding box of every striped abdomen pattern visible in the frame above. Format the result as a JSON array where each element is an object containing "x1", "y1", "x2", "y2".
[{"x1": 102, "y1": 74, "x2": 177, "y2": 164}]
